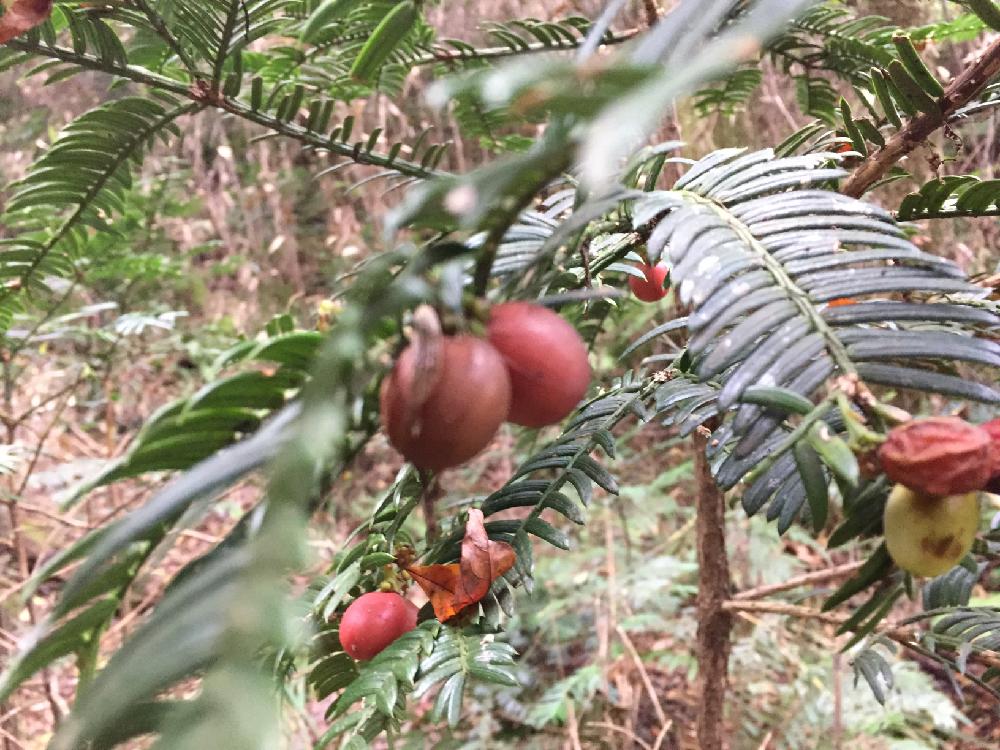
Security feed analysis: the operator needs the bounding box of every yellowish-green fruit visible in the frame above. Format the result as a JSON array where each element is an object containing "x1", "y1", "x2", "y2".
[{"x1": 883, "y1": 484, "x2": 980, "y2": 577}]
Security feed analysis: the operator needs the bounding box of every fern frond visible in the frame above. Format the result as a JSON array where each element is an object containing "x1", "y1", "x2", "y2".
[
  {"x1": 469, "y1": 376, "x2": 648, "y2": 588},
  {"x1": 294, "y1": 0, "x2": 435, "y2": 96},
  {"x1": 694, "y1": 67, "x2": 764, "y2": 117},
  {"x1": 898, "y1": 174, "x2": 1000, "y2": 219},
  {"x1": 0, "y1": 97, "x2": 195, "y2": 331},
  {"x1": 773, "y1": 4, "x2": 894, "y2": 78}
]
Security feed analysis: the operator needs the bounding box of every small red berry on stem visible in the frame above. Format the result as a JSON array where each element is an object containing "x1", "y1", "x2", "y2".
[{"x1": 628, "y1": 263, "x2": 670, "y2": 302}]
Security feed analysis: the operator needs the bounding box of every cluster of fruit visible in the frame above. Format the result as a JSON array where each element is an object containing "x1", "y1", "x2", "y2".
[
  {"x1": 379, "y1": 258, "x2": 669, "y2": 472},
  {"x1": 879, "y1": 416, "x2": 1000, "y2": 577},
  {"x1": 347, "y1": 268, "x2": 676, "y2": 658},
  {"x1": 380, "y1": 302, "x2": 591, "y2": 471},
  {"x1": 347, "y1": 271, "x2": 672, "y2": 659}
]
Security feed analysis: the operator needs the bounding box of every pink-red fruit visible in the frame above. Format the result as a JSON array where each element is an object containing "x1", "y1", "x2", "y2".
[
  {"x1": 628, "y1": 263, "x2": 670, "y2": 303},
  {"x1": 878, "y1": 416, "x2": 993, "y2": 496},
  {"x1": 487, "y1": 302, "x2": 591, "y2": 428},
  {"x1": 983, "y1": 418, "x2": 1000, "y2": 494},
  {"x1": 339, "y1": 592, "x2": 418, "y2": 660},
  {"x1": 0, "y1": 0, "x2": 53, "y2": 44},
  {"x1": 380, "y1": 334, "x2": 511, "y2": 472}
]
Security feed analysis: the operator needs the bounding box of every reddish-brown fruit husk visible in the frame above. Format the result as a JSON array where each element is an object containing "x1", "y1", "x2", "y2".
[
  {"x1": 878, "y1": 416, "x2": 993, "y2": 496},
  {"x1": 0, "y1": 0, "x2": 53, "y2": 43},
  {"x1": 338, "y1": 592, "x2": 418, "y2": 661},
  {"x1": 380, "y1": 334, "x2": 511, "y2": 472},
  {"x1": 487, "y1": 302, "x2": 590, "y2": 428},
  {"x1": 628, "y1": 262, "x2": 670, "y2": 303},
  {"x1": 983, "y1": 417, "x2": 1000, "y2": 490}
]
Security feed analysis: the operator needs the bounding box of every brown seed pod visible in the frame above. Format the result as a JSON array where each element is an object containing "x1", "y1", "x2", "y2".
[
  {"x1": 380, "y1": 334, "x2": 511, "y2": 472},
  {"x1": 878, "y1": 416, "x2": 993, "y2": 496}
]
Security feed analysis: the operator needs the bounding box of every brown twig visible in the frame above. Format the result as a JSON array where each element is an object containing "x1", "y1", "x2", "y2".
[
  {"x1": 721, "y1": 599, "x2": 1000, "y2": 671},
  {"x1": 615, "y1": 625, "x2": 671, "y2": 736},
  {"x1": 732, "y1": 559, "x2": 865, "y2": 600},
  {"x1": 722, "y1": 600, "x2": 844, "y2": 626},
  {"x1": 419, "y1": 472, "x2": 441, "y2": 543},
  {"x1": 564, "y1": 696, "x2": 584, "y2": 750},
  {"x1": 586, "y1": 721, "x2": 653, "y2": 750},
  {"x1": 693, "y1": 424, "x2": 732, "y2": 750},
  {"x1": 0, "y1": 722, "x2": 26, "y2": 750},
  {"x1": 842, "y1": 36, "x2": 1000, "y2": 198}
]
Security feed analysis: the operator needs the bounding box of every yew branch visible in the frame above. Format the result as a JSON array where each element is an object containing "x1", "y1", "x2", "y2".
[{"x1": 842, "y1": 36, "x2": 1000, "y2": 198}]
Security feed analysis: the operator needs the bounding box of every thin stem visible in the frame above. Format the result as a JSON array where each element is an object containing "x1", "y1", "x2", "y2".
[
  {"x1": 4, "y1": 39, "x2": 192, "y2": 95},
  {"x1": 408, "y1": 29, "x2": 640, "y2": 67},
  {"x1": 733, "y1": 559, "x2": 865, "y2": 601},
  {"x1": 722, "y1": 599, "x2": 1000, "y2": 672},
  {"x1": 616, "y1": 625, "x2": 670, "y2": 736},
  {"x1": 418, "y1": 471, "x2": 441, "y2": 543},
  {"x1": 218, "y1": 96, "x2": 438, "y2": 179},
  {"x1": 693, "y1": 423, "x2": 732, "y2": 750},
  {"x1": 4, "y1": 40, "x2": 438, "y2": 180}
]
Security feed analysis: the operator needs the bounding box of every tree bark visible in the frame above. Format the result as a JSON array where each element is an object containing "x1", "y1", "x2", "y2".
[
  {"x1": 694, "y1": 426, "x2": 732, "y2": 750},
  {"x1": 842, "y1": 36, "x2": 1000, "y2": 198}
]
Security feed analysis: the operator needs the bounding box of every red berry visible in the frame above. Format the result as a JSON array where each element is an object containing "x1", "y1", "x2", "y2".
[
  {"x1": 628, "y1": 263, "x2": 670, "y2": 302},
  {"x1": 380, "y1": 334, "x2": 511, "y2": 472},
  {"x1": 487, "y1": 302, "x2": 590, "y2": 427},
  {"x1": 339, "y1": 592, "x2": 418, "y2": 661}
]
